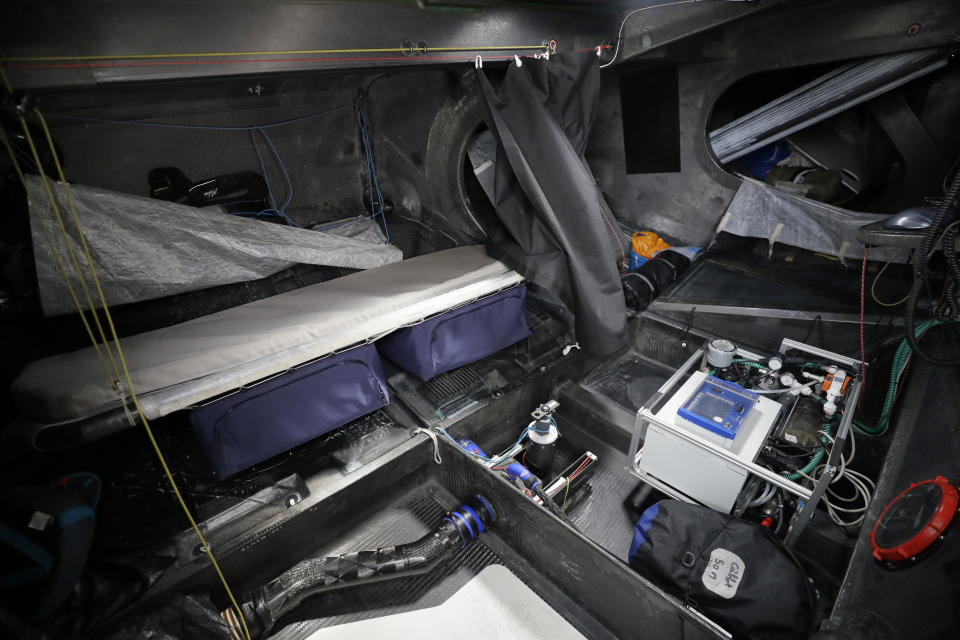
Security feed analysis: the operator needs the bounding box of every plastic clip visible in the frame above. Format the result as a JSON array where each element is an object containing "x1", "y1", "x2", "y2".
[
  {"x1": 514, "y1": 55, "x2": 523, "y2": 68},
  {"x1": 562, "y1": 343, "x2": 581, "y2": 356},
  {"x1": 474, "y1": 55, "x2": 483, "y2": 69}
]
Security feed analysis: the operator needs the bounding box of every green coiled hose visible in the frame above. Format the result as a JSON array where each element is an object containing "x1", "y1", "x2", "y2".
[
  {"x1": 854, "y1": 319, "x2": 940, "y2": 435},
  {"x1": 731, "y1": 358, "x2": 767, "y2": 370},
  {"x1": 782, "y1": 422, "x2": 832, "y2": 481}
]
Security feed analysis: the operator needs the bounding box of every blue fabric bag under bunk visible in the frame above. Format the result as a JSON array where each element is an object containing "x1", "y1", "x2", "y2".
[
  {"x1": 190, "y1": 344, "x2": 389, "y2": 478},
  {"x1": 628, "y1": 500, "x2": 815, "y2": 640},
  {"x1": 376, "y1": 285, "x2": 531, "y2": 381}
]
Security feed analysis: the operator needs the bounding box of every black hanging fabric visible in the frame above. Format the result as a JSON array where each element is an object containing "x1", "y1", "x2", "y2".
[{"x1": 475, "y1": 53, "x2": 627, "y2": 356}]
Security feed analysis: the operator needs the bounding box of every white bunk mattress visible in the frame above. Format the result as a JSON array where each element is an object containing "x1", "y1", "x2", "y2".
[{"x1": 13, "y1": 245, "x2": 524, "y2": 425}]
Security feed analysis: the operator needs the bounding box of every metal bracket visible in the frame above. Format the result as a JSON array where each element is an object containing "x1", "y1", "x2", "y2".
[
  {"x1": 626, "y1": 337, "x2": 863, "y2": 547},
  {"x1": 531, "y1": 399, "x2": 559, "y2": 421}
]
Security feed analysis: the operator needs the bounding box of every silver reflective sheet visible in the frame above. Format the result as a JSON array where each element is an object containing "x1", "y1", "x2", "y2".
[
  {"x1": 718, "y1": 178, "x2": 905, "y2": 263},
  {"x1": 26, "y1": 176, "x2": 402, "y2": 315}
]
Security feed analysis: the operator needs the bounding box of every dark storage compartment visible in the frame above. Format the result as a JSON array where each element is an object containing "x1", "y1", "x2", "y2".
[
  {"x1": 190, "y1": 344, "x2": 389, "y2": 478},
  {"x1": 183, "y1": 435, "x2": 724, "y2": 640}
]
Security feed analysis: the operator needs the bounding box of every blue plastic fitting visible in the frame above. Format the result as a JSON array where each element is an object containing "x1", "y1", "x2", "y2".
[
  {"x1": 505, "y1": 462, "x2": 541, "y2": 490},
  {"x1": 458, "y1": 439, "x2": 488, "y2": 458}
]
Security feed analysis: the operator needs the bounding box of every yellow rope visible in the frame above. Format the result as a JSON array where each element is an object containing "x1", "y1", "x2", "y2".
[
  {"x1": 0, "y1": 126, "x2": 25, "y2": 185},
  {"x1": 870, "y1": 255, "x2": 911, "y2": 307},
  {"x1": 2, "y1": 67, "x2": 252, "y2": 640},
  {"x1": 0, "y1": 127, "x2": 115, "y2": 383},
  {"x1": 33, "y1": 111, "x2": 253, "y2": 640},
  {"x1": 0, "y1": 44, "x2": 546, "y2": 63},
  {"x1": 16, "y1": 118, "x2": 124, "y2": 381},
  {"x1": 2, "y1": 68, "x2": 123, "y2": 386}
]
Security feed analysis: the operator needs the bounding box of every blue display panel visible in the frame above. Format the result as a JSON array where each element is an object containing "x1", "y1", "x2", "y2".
[{"x1": 677, "y1": 375, "x2": 759, "y2": 439}]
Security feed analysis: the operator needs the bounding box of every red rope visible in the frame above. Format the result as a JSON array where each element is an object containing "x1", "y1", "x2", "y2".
[
  {"x1": 3, "y1": 53, "x2": 522, "y2": 70},
  {"x1": 4, "y1": 46, "x2": 611, "y2": 71}
]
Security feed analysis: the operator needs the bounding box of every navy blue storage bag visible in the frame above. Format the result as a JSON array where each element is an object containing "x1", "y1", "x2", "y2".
[
  {"x1": 190, "y1": 343, "x2": 389, "y2": 478},
  {"x1": 376, "y1": 285, "x2": 531, "y2": 381}
]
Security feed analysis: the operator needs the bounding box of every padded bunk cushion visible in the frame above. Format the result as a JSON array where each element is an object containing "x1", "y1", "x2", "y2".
[
  {"x1": 190, "y1": 344, "x2": 388, "y2": 478},
  {"x1": 12, "y1": 246, "x2": 523, "y2": 428},
  {"x1": 377, "y1": 285, "x2": 530, "y2": 381}
]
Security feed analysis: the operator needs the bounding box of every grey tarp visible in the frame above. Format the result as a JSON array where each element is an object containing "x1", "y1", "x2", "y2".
[
  {"x1": 717, "y1": 178, "x2": 906, "y2": 263},
  {"x1": 26, "y1": 176, "x2": 402, "y2": 315}
]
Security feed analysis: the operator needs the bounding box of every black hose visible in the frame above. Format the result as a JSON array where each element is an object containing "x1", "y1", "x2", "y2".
[
  {"x1": 941, "y1": 224, "x2": 960, "y2": 315},
  {"x1": 226, "y1": 495, "x2": 495, "y2": 638},
  {"x1": 902, "y1": 169, "x2": 960, "y2": 366},
  {"x1": 936, "y1": 277, "x2": 959, "y2": 319}
]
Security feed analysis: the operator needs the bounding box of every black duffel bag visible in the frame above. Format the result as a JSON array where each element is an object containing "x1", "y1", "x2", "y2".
[
  {"x1": 621, "y1": 249, "x2": 691, "y2": 312},
  {"x1": 628, "y1": 500, "x2": 814, "y2": 640}
]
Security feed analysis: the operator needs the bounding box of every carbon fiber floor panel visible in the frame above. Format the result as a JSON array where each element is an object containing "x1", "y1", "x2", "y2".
[
  {"x1": 270, "y1": 491, "x2": 504, "y2": 640},
  {"x1": 580, "y1": 351, "x2": 671, "y2": 415},
  {"x1": 566, "y1": 457, "x2": 642, "y2": 561}
]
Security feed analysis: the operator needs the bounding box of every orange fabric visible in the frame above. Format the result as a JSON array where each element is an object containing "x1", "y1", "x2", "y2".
[{"x1": 631, "y1": 231, "x2": 671, "y2": 259}]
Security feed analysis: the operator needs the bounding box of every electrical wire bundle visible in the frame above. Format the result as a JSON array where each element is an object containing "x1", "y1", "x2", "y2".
[
  {"x1": 242, "y1": 126, "x2": 301, "y2": 227},
  {"x1": 853, "y1": 318, "x2": 939, "y2": 436},
  {"x1": 760, "y1": 412, "x2": 874, "y2": 530},
  {"x1": 794, "y1": 428, "x2": 874, "y2": 528},
  {"x1": 350, "y1": 93, "x2": 389, "y2": 243},
  {"x1": 901, "y1": 164, "x2": 960, "y2": 366},
  {"x1": 723, "y1": 353, "x2": 875, "y2": 531},
  {"x1": 437, "y1": 417, "x2": 558, "y2": 468},
  {"x1": 541, "y1": 452, "x2": 596, "y2": 512}
]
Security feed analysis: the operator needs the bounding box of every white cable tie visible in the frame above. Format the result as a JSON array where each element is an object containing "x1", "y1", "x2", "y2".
[
  {"x1": 767, "y1": 222, "x2": 784, "y2": 260},
  {"x1": 114, "y1": 379, "x2": 137, "y2": 427},
  {"x1": 562, "y1": 342, "x2": 581, "y2": 356},
  {"x1": 514, "y1": 55, "x2": 522, "y2": 67},
  {"x1": 596, "y1": 45, "x2": 603, "y2": 57},
  {"x1": 414, "y1": 428, "x2": 442, "y2": 465},
  {"x1": 475, "y1": 55, "x2": 483, "y2": 69},
  {"x1": 715, "y1": 209, "x2": 733, "y2": 233},
  {"x1": 838, "y1": 241, "x2": 851, "y2": 267}
]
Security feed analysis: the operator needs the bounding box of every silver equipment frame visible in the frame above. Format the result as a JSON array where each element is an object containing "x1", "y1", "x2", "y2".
[{"x1": 626, "y1": 338, "x2": 863, "y2": 547}]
